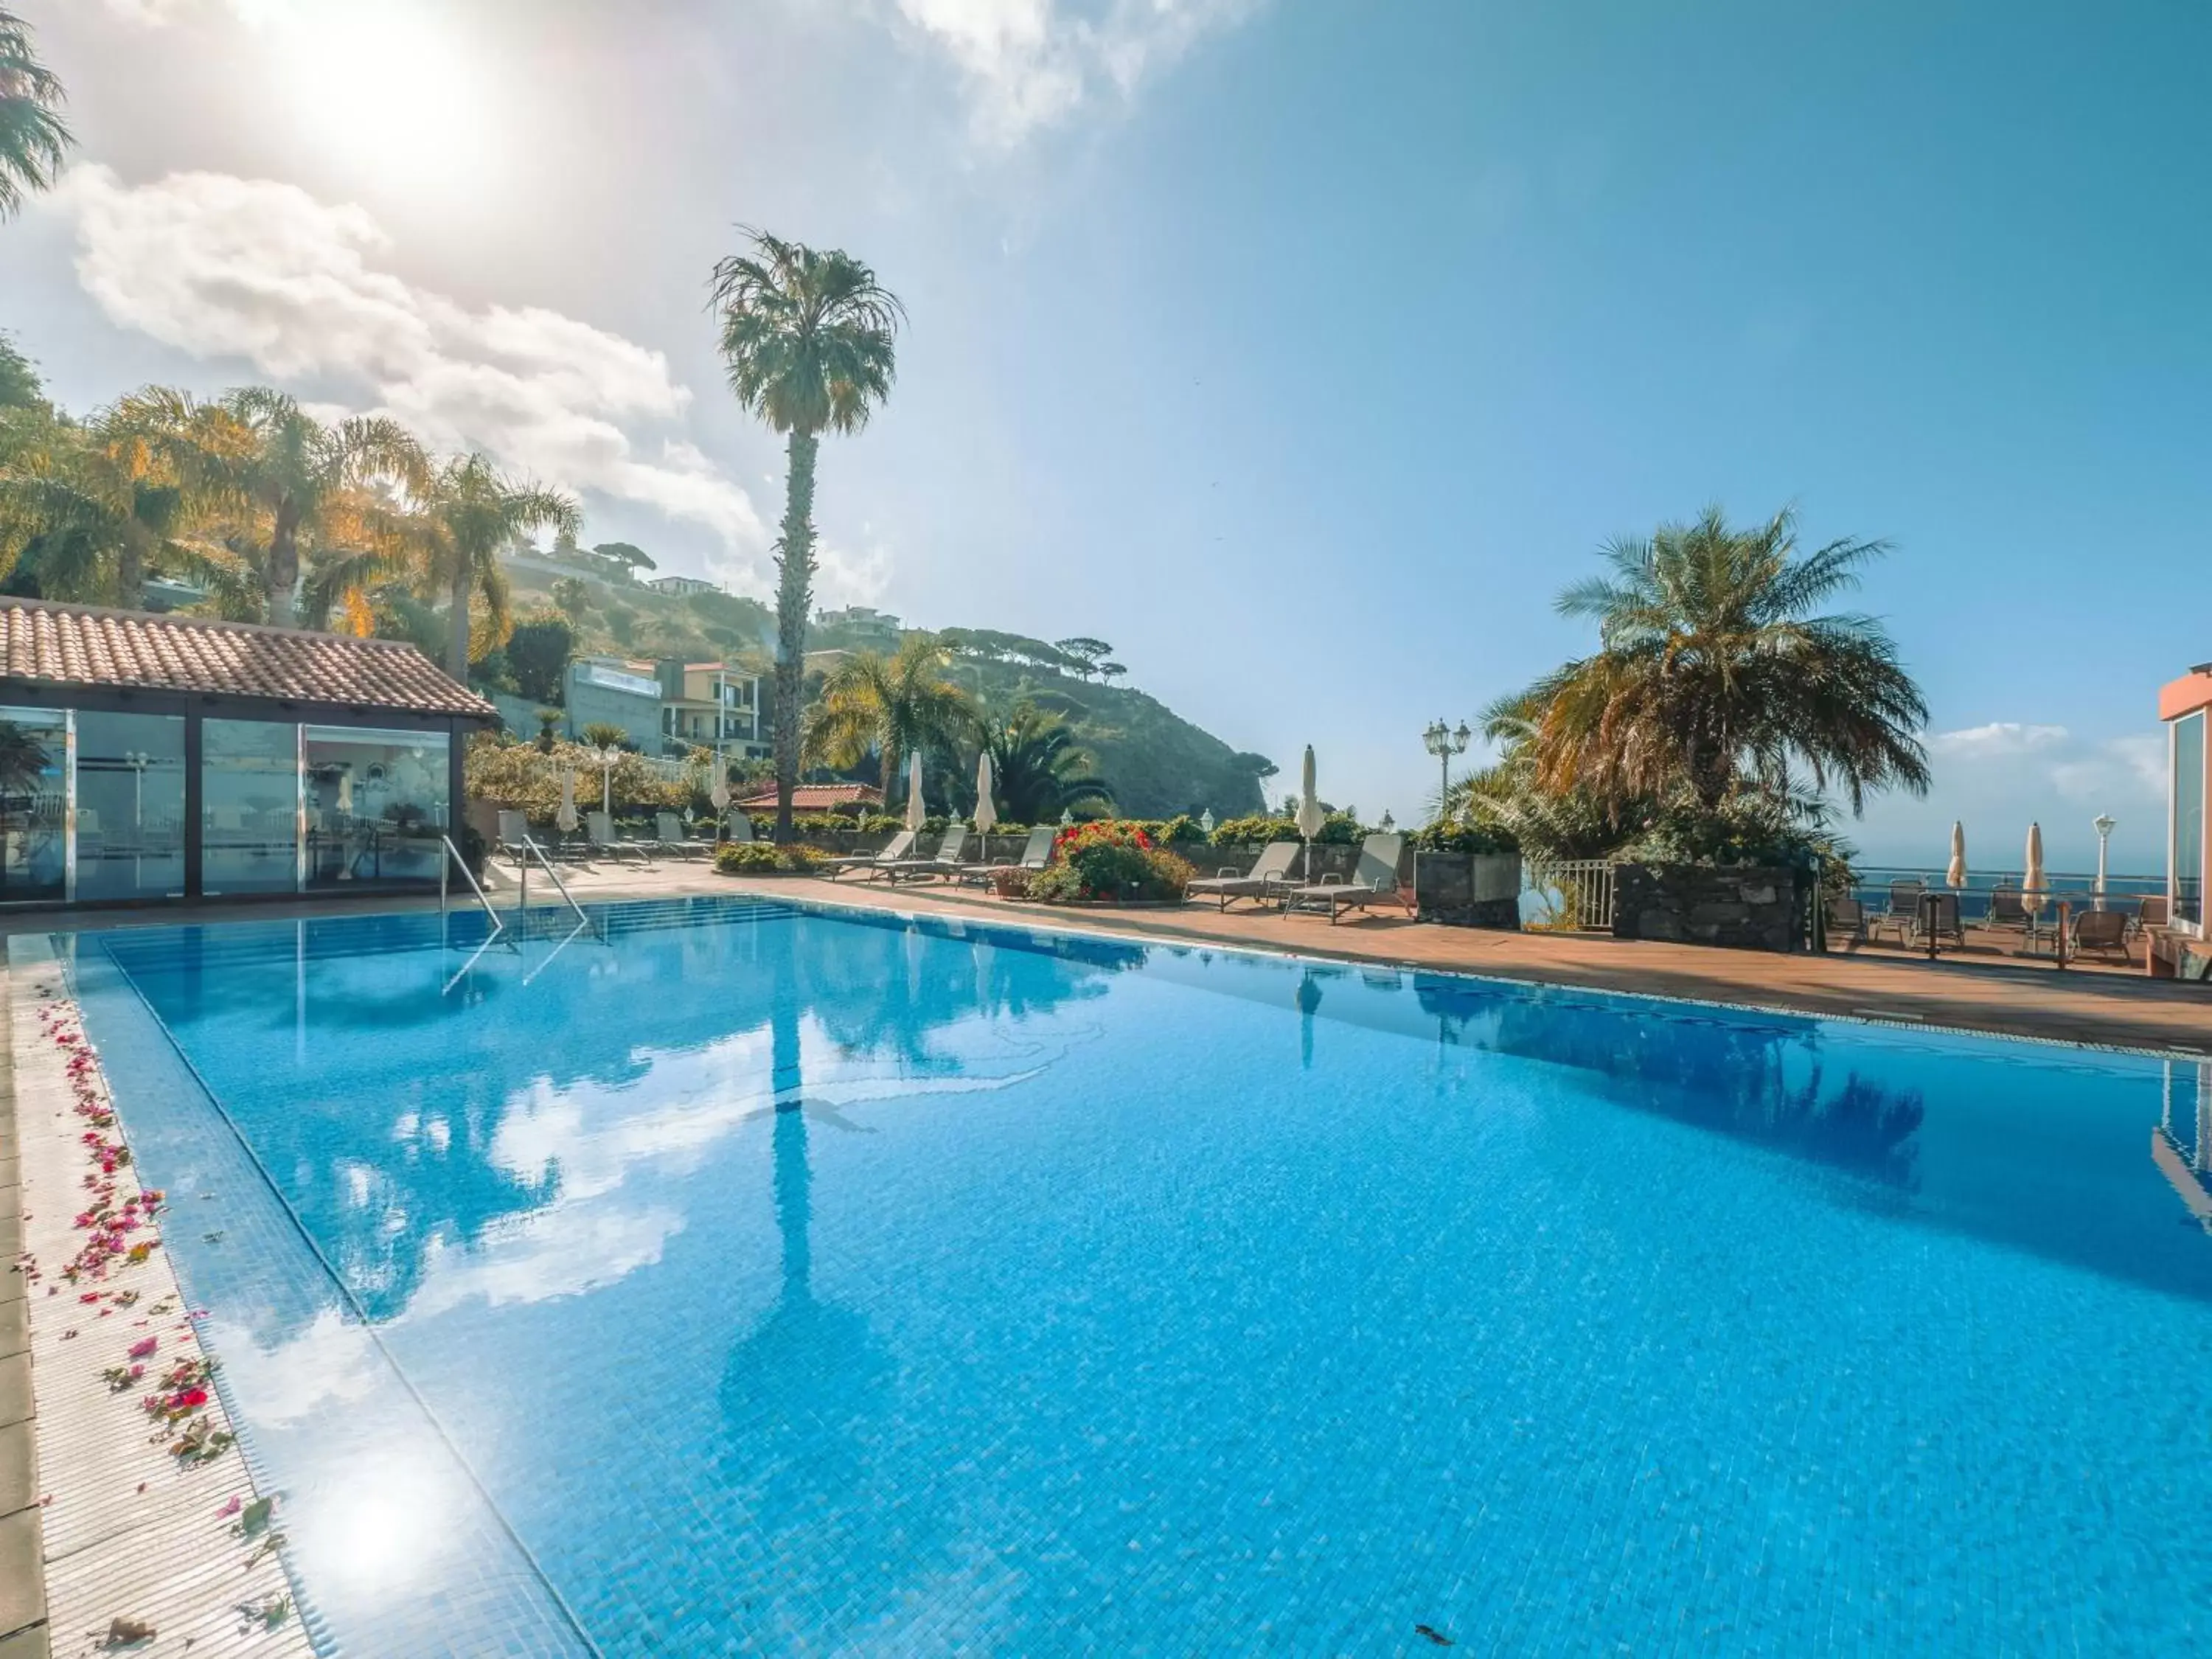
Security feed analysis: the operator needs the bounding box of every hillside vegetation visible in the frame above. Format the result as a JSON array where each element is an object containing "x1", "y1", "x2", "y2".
[{"x1": 498, "y1": 553, "x2": 1273, "y2": 818}]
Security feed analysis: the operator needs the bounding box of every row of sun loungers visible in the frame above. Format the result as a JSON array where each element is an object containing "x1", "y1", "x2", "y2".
[
  {"x1": 1192, "y1": 834, "x2": 1413, "y2": 923},
  {"x1": 495, "y1": 810, "x2": 735, "y2": 868}
]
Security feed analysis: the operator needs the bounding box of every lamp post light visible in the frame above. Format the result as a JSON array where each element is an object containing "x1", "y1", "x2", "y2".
[
  {"x1": 591, "y1": 744, "x2": 622, "y2": 816},
  {"x1": 1422, "y1": 718, "x2": 1472, "y2": 810},
  {"x1": 2093, "y1": 813, "x2": 2116, "y2": 910}
]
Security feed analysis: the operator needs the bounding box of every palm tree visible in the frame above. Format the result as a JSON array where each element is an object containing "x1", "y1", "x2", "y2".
[
  {"x1": 983, "y1": 703, "x2": 1113, "y2": 824},
  {"x1": 416, "y1": 453, "x2": 578, "y2": 681},
  {"x1": 143, "y1": 387, "x2": 431, "y2": 627},
  {"x1": 0, "y1": 7, "x2": 70, "y2": 220},
  {"x1": 709, "y1": 229, "x2": 903, "y2": 840},
  {"x1": 1514, "y1": 506, "x2": 1930, "y2": 816},
  {"x1": 801, "y1": 636, "x2": 975, "y2": 806}
]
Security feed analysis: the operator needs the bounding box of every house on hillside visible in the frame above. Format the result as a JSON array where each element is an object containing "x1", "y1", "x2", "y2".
[
  {"x1": 647, "y1": 575, "x2": 719, "y2": 598},
  {"x1": 0, "y1": 598, "x2": 492, "y2": 909},
  {"x1": 560, "y1": 655, "x2": 771, "y2": 760}
]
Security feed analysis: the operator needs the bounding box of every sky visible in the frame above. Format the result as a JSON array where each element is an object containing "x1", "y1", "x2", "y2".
[{"x1": 3, "y1": 0, "x2": 2206, "y2": 872}]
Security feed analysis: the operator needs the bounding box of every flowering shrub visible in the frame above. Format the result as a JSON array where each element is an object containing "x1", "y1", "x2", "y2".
[
  {"x1": 466, "y1": 731, "x2": 689, "y2": 821},
  {"x1": 716, "y1": 842, "x2": 830, "y2": 875},
  {"x1": 1209, "y1": 813, "x2": 1364, "y2": 847},
  {"x1": 1035, "y1": 820, "x2": 1194, "y2": 902}
]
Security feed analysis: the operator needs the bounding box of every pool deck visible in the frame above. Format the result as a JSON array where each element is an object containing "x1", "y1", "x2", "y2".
[{"x1": 7, "y1": 862, "x2": 2205, "y2": 1055}]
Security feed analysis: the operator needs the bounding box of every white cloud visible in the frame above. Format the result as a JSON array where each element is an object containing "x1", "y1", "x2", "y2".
[
  {"x1": 44, "y1": 165, "x2": 773, "y2": 579},
  {"x1": 890, "y1": 0, "x2": 1260, "y2": 142},
  {"x1": 1930, "y1": 721, "x2": 2070, "y2": 756}
]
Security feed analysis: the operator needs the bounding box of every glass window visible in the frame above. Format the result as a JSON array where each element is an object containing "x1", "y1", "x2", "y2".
[
  {"x1": 75, "y1": 712, "x2": 187, "y2": 902},
  {"x1": 304, "y1": 726, "x2": 449, "y2": 890},
  {"x1": 0, "y1": 708, "x2": 67, "y2": 904},
  {"x1": 2176, "y1": 712, "x2": 2205, "y2": 928},
  {"x1": 203, "y1": 719, "x2": 301, "y2": 895}
]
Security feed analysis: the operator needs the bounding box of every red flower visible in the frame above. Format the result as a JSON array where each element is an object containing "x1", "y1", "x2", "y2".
[{"x1": 128, "y1": 1336, "x2": 158, "y2": 1360}]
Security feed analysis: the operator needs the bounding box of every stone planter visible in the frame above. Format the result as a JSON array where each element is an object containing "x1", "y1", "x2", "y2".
[
  {"x1": 1413, "y1": 850, "x2": 1523, "y2": 930},
  {"x1": 1611, "y1": 863, "x2": 1810, "y2": 952}
]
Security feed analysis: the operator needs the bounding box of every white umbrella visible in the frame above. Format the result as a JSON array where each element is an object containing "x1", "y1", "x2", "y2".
[
  {"x1": 2023, "y1": 821, "x2": 2046, "y2": 919},
  {"x1": 1295, "y1": 745, "x2": 1325, "y2": 882},
  {"x1": 973, "y1": 750, "x2": 997, "y2": 837},
  {"x1": 556, "y1": 769, "x2": 580, "y2": 835},
  {"x1": 905, "y1": 750, "x2": 927, "y2": 832},
  {"x1": 1946, "y1": 821, "x2": 1966, "y2": 890}
]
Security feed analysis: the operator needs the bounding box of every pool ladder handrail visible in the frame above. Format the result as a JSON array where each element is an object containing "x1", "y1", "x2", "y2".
[
  {"x1": 438, "y1": 835, "x2": 515, "y2": 993},
  {"x1": 516, "y1": 835, "x2": 604, "y2": 941}
]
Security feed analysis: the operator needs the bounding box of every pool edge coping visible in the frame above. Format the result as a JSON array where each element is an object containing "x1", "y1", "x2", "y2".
[
  {"x1": 757, "y1": 883, "x2": 2198, "y2": 1067},
  {"x1": 7, "y1": 936, "x2": 316, "y2": 1658}
]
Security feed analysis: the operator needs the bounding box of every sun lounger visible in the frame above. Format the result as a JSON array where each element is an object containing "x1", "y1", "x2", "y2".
[
  {"x1": 656, "y1": 812, "x2": 714, "y2": 860},
  {"x1": 1186, "y1": 841, "x2": 1300, "y2": 911},
  {"x1": 958, "y1": 824, "x2": 1054, "y2": 886},
  {"x1": 1910, "y1": 891, "x2": 1964, "y2": 950},
  {"x1": 1875, "y1": 877, "x2": 1924, "y2": 942},
  {"x1": 1282, "y1": 833, "x2": 1411, "y2": 924},
  {"x1": 586, "y1": 810, "x2": 653, "y2": 865},
  {"x1": 1824, "y1": 894, "x2": 1866, "y2": 945},
  {"x1": 495, "y1": 810, "x2": 532, "y2": 866},
  {"x1": 826, "y1": 828, "x2": 917, "y2": 880},
  {"x1": 2072, "y1": 907, "x2": 2132, "y2": 964},
  {"x1": 723, "y1": 810, "x2": 756, "y2": 844},
  {"x1": 884, "y1": 824, "x2": 970, "y2": 883}
]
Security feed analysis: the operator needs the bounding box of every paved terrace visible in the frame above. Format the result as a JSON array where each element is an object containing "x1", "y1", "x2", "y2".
[{"x1": 7, "y1": 860, "x2": 2206, "y2": 1054}]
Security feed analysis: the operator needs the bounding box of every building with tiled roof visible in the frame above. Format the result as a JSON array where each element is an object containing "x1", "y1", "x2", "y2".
[
  {"x1": 0, "y1": 598, "x2": 494, "y2": 911},
  {"x1": 736, "y1": 782, "x2": 883, "y2": 813}
]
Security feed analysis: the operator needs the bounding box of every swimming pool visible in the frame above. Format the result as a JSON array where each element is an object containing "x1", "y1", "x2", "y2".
[{"x1": 62, "y1": 894, "x2": 2212, "y2": 1655}]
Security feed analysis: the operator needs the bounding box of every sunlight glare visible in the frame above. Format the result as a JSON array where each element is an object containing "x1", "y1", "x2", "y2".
[{"x1": 271, "y1": 1, "x2": 501, "y2": 186}]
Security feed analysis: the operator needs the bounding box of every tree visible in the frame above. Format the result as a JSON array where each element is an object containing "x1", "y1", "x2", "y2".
[
  {"x1": 1054, "y1": 637, "x2": 1112, "y2": 681},
  {"x1": 1512, "y1": 506, "x2": 1930, "y2": 815},
  {"x1": 0, "y1": 395, "x2": 239, "y2": 608},
  {"x1": 0, "y1": 7, "x2": 70, "y2": 221},
  {"x1": 710, "y1": 229, "x2": 903, "y2": 841},
  {"x1": 592, "y1": 540, "x2": 655, "y2": 580},
  {"x1": 580, "y1": 722, "x2": 631, "y2": 751},
  {"x1": 135, "y1": 387, "x2": 430, "y2": 627},
  {"x1": 1096, "y1": 660, "x2": 1127, "y2": 685},
  {"x1": 504, "y1": 612, "x2": 577, "y2": 706},
  {"x1": 983, "y1": 703, "x2": 1113, "y2": 823},
  {"x1": 0, "y1": 335, "x2": 39, "y2": 408},
  {"x1": 801, "y1": 635, "x2": 975, "y2": 804},
  {"x1": 417, "y1": 453, "x2": 578, "y2": 681},
  {"x1": 550, "y1": 576, "x2": 589, "y2": 622}
]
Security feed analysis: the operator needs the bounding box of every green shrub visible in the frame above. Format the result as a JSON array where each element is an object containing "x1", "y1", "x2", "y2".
[
  {"x1": 1413, "y1": 818, "x2": 1518, "y2": 855},
  {"x1": 1210, "y1": 813, "x2": 1363, "y2": 846},
  {"x1": 1032, "y1": 821, "x2": 1195, "y2": 901},
  {"x1": 715, "y1": 842, "x2": 830, "y2": 875}
]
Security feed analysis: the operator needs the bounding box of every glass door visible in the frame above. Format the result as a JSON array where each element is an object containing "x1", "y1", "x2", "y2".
[{"x1": 0, "y1": 708, "x2": 68, "y2": 904}]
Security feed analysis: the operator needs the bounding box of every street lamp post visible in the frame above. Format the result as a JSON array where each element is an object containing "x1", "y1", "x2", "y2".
[
  {"x1": 2093, "y1": 813, "x2": 2116, "y2": 910},
  {"x1": 591, "y1": 744, "x2": 622, "y2": 817},
  {"x1": 1422, "y1": 718, "x2": 1472, "y2": 812}
]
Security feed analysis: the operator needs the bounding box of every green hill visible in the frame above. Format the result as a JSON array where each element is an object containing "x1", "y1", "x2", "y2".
[{"x1": 493, "y1": 553, "x2": 1273, "y2": 818}]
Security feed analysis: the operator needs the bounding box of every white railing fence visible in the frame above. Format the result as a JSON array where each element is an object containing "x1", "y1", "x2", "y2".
[{"x1": 1526, "y1": 858, "x2": 1616, "y2": 933}]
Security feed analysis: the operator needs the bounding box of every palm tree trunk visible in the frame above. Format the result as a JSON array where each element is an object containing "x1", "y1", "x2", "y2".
[
  {"x1": 265, "y1": 509, "x2": 299, "y2": 628},
  {"x1": 447, "y1": 562, "x2": 473, "y2": 682},
  {"x1": 116, "y1": 534, "x2": 143, "y2": 612},
  {"x1": 771, "y1": 427, "x2": 819, "y2": 843}
]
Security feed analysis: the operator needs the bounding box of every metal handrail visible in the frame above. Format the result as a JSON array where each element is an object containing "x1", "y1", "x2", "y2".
[
  {"x1": 440, "y1": 835, "x2": 506, "y2": 942},
  {"x1": 518, "y1": 835, "x2": 600, "y2": 938},
  {"x1": 439, "y1": 835, "x2": 512, "y2": 995}
]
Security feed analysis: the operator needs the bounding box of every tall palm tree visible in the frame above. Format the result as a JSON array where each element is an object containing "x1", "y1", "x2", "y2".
[
  {"x1": 983, "y1": 703, "x2": 1114, "y2": 824},
  {"x1": 801, "y1": 635, "x2": 975, "y2": 805},
  {"x1": 1514, "y1": 506, "x2": 1930, "y2": 816},
  {"x1": 709, "y1": 229, "x2": 903, "y2": 840},
  {"x1": 145, "y1": 387, "x2": 431, "y2": 627},
  {"x1": 0, "y1": 7, "x2": 70, "y2": 220},
  {"x1": 416, "y1": 453, "x2": 577, "y2": 681}
]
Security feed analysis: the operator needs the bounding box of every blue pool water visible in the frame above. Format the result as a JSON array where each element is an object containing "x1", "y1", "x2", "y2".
[{"x1": 63, "y1": 896, "x2": 2212, "y2": 1655}]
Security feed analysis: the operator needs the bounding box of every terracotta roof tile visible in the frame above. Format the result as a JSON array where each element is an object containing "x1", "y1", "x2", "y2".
[
  {"x1": 737, "y1": 783, "x2": 884, "y2": 810},
  {"x1": 0, "y1": 599, "x2": 495, "y2": 718}
]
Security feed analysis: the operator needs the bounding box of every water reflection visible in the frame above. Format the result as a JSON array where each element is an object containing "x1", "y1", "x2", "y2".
[{"x1": 2156, "y1": 1059, "x2": 2212, "y2": 1231}]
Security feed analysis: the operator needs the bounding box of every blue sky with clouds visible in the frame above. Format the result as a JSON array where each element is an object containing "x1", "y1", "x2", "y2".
[{"x1": 3, "y1": 1, "x2": 2203, "y2": 870}]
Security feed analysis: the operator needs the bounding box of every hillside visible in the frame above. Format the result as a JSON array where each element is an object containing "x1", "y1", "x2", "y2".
[{"x1": 493, "y1": 552, "x2": 1273, "y2": 818}]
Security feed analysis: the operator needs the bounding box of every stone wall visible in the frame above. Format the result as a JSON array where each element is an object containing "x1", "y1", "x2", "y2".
[
  {"x1": 1413, "y1": 851, "x2": 1523, "y2": 930},
  {"x1": 1612, "y1": 863, "x2": 1809, "y2": 953}
]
